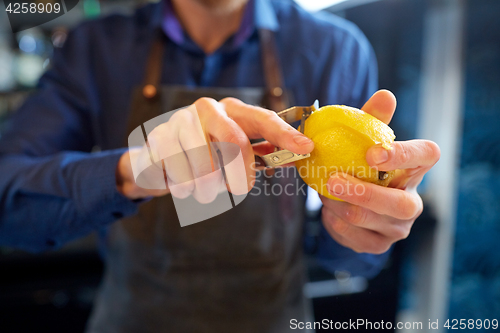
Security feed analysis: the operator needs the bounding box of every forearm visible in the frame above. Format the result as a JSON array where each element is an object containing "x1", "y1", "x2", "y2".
[{"x1": 0, "y1": 149, "x2": 139, "y2": 252}]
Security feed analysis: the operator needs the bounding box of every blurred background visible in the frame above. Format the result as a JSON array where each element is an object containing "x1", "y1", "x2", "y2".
[{"x1": 0, "y1": 0, "x2": 499, "y2": 331}]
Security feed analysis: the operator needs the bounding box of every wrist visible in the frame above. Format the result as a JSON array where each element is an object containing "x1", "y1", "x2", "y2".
[
  {"x1": 116, "y1": 150, "x2": 143, "y2": 200},
  {"x1": 116, "y1": 149, "x2": 170, "y2": 200}
]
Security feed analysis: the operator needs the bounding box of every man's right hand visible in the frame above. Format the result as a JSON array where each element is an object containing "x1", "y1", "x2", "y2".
[{"x1": 116, "y1": 97, "x2": 314, "y2": 201}]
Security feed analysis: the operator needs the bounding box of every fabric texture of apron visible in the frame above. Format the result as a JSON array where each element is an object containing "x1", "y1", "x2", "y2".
[{"x1": 86, "y1": 29, "x2": 312, "y2": 333}]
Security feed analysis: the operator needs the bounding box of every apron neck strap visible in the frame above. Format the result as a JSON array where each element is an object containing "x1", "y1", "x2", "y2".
[
  {"x1": 141, "y1": 29, "x2": 289, "y2": 111},
  {"x1": 258, "y1": 29, "x2": 289, "y2": 112},
  {"x1": 142, "y1": 30, "x2": 165, "y2": 99}
]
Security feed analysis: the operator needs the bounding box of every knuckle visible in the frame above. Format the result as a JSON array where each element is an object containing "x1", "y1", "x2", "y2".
[
  {"x1": 368, "y1": 240, "x2": 392, "y2": 255},
  {"x1": 344, "y1": 205, "x2": 367, "y2": 227},
  {"x1": 396, "y1": 200, "x2": 410, "y2": 219},
  {"x1": 220, "y1": 129, "x2": 248, "y2": 148},
  {"x1": 351, "y1": 246, "x2": 365, "y2": 254},
  {"x1": 219, "y1": 97, "x2": 240, "y2": 106},
  {"x1": 321, "y1": 208, "x2": 335, "y2": 225},
  {"x1": 396, "y1": 196, "x2": 420, "y2": 220},
  {"x1": 426, "y1": 140, "x2": 441, "y2": 165},
  {"x1": 169, "y1": 110, "x2": 182, "y2": 121},
  {"x1": 190, "y1": 158, "x2": 213, "y2": 177},
  {"x1": 194, "y1": 188, "x2": 218, "y2": 204},
  {"x1": 150, "y1": 122, "x2": 169, "y2": 137},
  {"x1": 259, "y1": 109, "x2": 280, "y2": 123},
  {"x1": 174, "y1": 109, "x2": 193, "y2": 124},
  {"x1": 375, "y1": 243, "x2": 392, "y2": 255},
  {"x1": 194, "y1": 97, "x2": 217, "y2": 107},
  {"x1": 193, "y1": 174, "x2": 222, "y2": 203},
  {"x1": 397, "y1": 142, "x2": 411, "y2": 165},
  {"x1": 414, "y1": 196, "x2": 424, "y2": 219},
  {"x1": 169, "y1": 108, "x2": 196, "y2": 128},
  {"x1": 330, "y1": 234, "x2": 351, "y2": 250},
  {"x1": 393, "y1": 225, "x2": 411, "y2": 240},
  {"x1": 401, "y1": 226, "x2": 411, "y2": 240},
  {"x1": 357, "y1": 185, "x2": 373, "y2": 205},
  {"x1": 416, "y1": 206, "x2": 423, "y2": 219},
  {"x1": 331, "y1": 217, "x2": 349, "y2": 235},
  {"x1": 169, "y1": 181, "x2": 194, "y2": 199}
]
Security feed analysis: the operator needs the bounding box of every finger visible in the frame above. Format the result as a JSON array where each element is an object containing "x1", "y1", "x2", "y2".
[
  {"x1": 320, "y1": 195, "x2": 412, "y2": 240},
  {"x1": 127, "y1": 145, "x2": 170, "y2": 192},
  {"x1": 361, "y1": 89, "x2": 397, "y2": 124},
  {"x1": 327, "y1": 173, "x2": 423, "y2": 220},
  {"x1": 406, "y1": 171, "x2": 427, "y2": 190},
  {"x1": 322, "y1": 207, "x2": 393, "y2": 254},
  {"x1": 251, "y1": 141, "x2": 276, "y2": 156},
  {"x1": 388, "y1": 168, "x2": 425, "y2": 190},
  {"x1": 192, "y1": 168, "x2": 225, "y2": 204},
  {"x1": 148, "y1": 121, "x2": 195, "y2": 198},
  {"x1": 220, "y1": 97, "x2": 314, "y2": 155},
  {"x1": 173, "y1": 106, "x2": 226, "y2": 203},
  {"x1": 194, "y1": 98, "x2": 254, "y2": 195},
  {"x1": 366, "y1": 139, "x2": 441, "y2": 171},
  {"x1": 387, "y1": 169, "x2": 411, "y2": 190}
]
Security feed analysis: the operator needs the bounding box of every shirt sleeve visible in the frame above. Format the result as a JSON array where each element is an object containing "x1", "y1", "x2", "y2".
[
  {"x1": 313, "y1": 16, "x2": 391, "y2": 278},
  {"x1": 316, "y1": 221, "x2": 392, "y2": 279},
  {"x1": 0, "y1": 25, "x2": 139, "y2": 253}
]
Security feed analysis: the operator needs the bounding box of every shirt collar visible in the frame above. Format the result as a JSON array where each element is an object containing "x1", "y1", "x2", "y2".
[
  {"x1": 160, "y1": 0, "x2": 279, "y2": 49},
  {"x1": 254, "y1": 0, "x2": 279, "y2": 32}
]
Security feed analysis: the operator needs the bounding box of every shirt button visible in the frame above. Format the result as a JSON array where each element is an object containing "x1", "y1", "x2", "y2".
[
  {"x1": 272, "y1": 87, "x2": 283, "y2": 97},
  {"x1": 143, "y1": 84, "x2": 157, "y2": 99},
  {"x1": 112, "y1": 212, "x2": 124, "y2": 219}
]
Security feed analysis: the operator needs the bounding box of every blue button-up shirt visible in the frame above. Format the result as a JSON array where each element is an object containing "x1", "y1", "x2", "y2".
[{"x1": 0, "y1": 0, "x2": 387, "y2": 277}]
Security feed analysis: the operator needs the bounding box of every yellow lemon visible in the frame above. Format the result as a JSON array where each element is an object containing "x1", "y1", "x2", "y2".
[{"x1": 295, "y1": 105, "x2": 396, "y2": 200}]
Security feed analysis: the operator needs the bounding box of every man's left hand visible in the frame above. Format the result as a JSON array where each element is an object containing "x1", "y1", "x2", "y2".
[{"x1": 321, "y1": 90, "x2": 440, "y2": 254}]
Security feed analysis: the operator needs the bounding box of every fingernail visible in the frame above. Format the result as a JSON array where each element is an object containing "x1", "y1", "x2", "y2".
[
  {"x1": 371, "y1": 147, "x2": 389, "y2": 165},
  {"x1": 293, "y1": 135, "x2": 312, "y2": 146},
  {"x1": 328, "y1": 175, "x2": 346, "y2": 196}
]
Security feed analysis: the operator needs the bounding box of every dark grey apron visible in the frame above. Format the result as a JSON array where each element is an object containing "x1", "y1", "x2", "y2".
[{"x1": 86, "y1": 30, "x2": 311, "y2": 333}]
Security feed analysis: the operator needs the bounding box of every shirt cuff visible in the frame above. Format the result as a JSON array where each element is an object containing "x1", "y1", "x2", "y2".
[
  {"x1": 74, "y1": 148, "x2": 140, "y2": 226},
  {"x1": 316, "y1": 222, "x2": 392, "y2": 279}
]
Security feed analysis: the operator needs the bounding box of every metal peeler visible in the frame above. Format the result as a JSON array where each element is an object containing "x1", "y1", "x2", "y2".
[{"x1": 256, "y1": 100, "x2": 319, "y2": 168}]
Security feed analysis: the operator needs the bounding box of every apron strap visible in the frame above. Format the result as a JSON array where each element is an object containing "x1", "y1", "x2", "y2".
[
  {"x1": 124, "y1": 30, "x2": 165, "y2": 145},
  {"x1": 140, "y1": 29, "x2": 288, "y2": 110},
  {"x1": 258, "y1": 29, "x2": 289, "y2": 112},
  {"x1": 142, "y1": 31, "x2": 166, "y2": 99}
]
